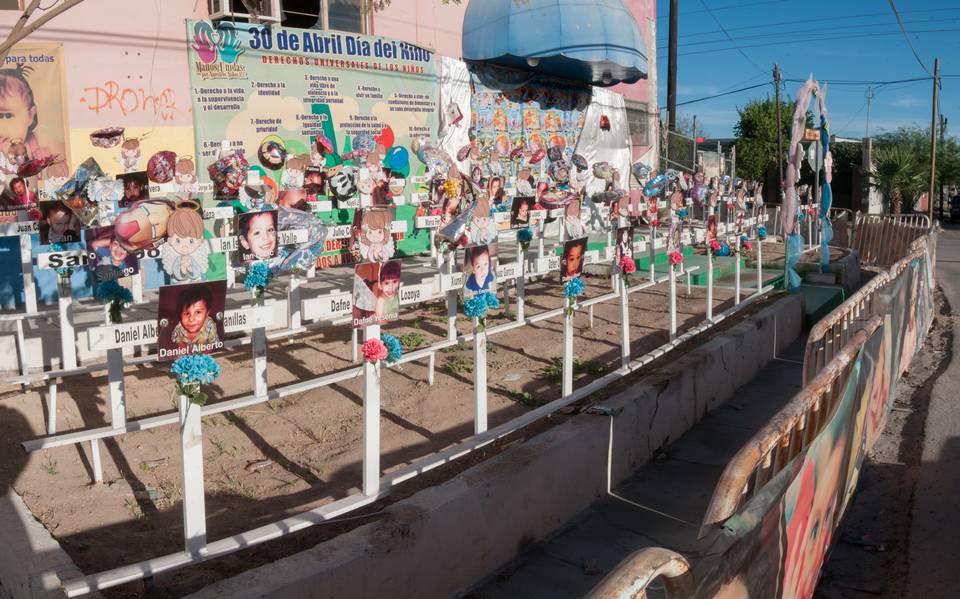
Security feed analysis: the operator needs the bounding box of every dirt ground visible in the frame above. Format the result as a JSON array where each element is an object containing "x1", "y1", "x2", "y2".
[
  {"x1": 815, "y1": 289, "x2": 953, "y2": 598},
  {"x1": 0, "y1": 271, "x2": 744, "y2": 597}
]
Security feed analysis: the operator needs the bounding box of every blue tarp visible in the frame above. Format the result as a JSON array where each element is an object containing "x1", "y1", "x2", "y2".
[{"x1": 462, "y1": 0, "x2": 647, "y2": 87}]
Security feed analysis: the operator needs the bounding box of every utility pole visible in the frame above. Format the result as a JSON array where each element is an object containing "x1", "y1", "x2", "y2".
[
  {"x1": 939, "y1": 114, "x2": 947, "y2": 220},
  {"x1": 774, "y1": 64, "x2": 783, "y2": 200},
  {"x1": 865, "y1": 86, "x2": 874, "y2": 139},
  {"x1": 929, "y1": 57, "x2": 939, "y2": 222},
  {"x1": 692, "y1": 115, "x2": 697, "y2": 171},
  {"x1": 667, "y1": 0, "x2": 678, "y2": 133}
]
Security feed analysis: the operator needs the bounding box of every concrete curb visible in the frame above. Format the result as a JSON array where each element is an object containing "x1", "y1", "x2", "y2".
[
  {"x1": 184, "y1": 293, "x2": 803, "y2": 599},
  {"x1": 0, "y1": 491, "x2": 86, "y2": 599}
]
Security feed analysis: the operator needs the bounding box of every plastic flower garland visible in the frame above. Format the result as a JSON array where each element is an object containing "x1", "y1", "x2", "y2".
[
  {"x1": 668, "y1": 251, "x2": 684, "y2": 265},
  {"x1": 618, "y1": 255, "x2": 636, "y2": 285},
  {"x1": 564, "y1": 276, "x2": 585, "y2": 316},
  {"x1": 171, "y1": 354, "x2": 221, "y2": 407},
  {"x1": 517, "y1": 227, "x2": 533, "y2": 251},
  {"x1": 464, "y1": 291, "x2": 499, "y2": 331},
  {"x1": 757, "y1": 226, "x2": 767, "y2": 241},
  {"x1": 244, "y1": 261, "x2": 272, "y2": 305},
  {"x1": 380, "y1": 333, "x2": 404, "y2": 364},
  {"x1": 95, "y1": 280, "x2": 134, "y2": 324},
  {"x1": 361, "y1": 338, "x2": 389, "y2": 363}
]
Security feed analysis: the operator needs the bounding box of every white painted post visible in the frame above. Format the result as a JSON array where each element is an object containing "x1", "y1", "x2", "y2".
[
  {"x1": 669, "y1": 263, "x2": 677, "y2": 340},
  {"x1": 429, "y1": 228, "x2": 437, "y2": 261},
  {"x1": 46, "y1": 382, "x2": 56, "y2": 435},
  {"x1": 362, "y1": 325, "x2": 381, "y2": 496},
  {"x1": 252, "y1": 327, "x2": 268, "y2": 399},
  {"x1": 562, "y1": 304, "x2": 573, "y2": 398},
  {"x1": 107, "y1": 349, "x2": 126, "y2": 428},
  {"x1": 707, "y1": 247, "x2": 714, "y2": 322},
  {"x1": 178, "y1": 394, "x2": 206, "y2": 555},
  {"x1": 131, "y1": 271, "x2": 144, "y2": 304},
  {"x1": 89, "y1": 440, "x2": 103, "y2": 484},
  {"x1": 648, "y1": 225, "x2": 657, "y2": 282},
  {"x1": 445, "y1": 257, "x2": 458, "y2": 341},
  {"x1": 226, "y1": 264, "x2": 236, "y2": 289},
  {"x1": 537, "y1": 219, "x2": 545, "y2": 259},
  {"x1": 619, "y1": 278, "x2": 630, "y2": 368},
  {"x1": 473, "y1": 320, "x2": 487, "y2": 434},
  {"x1": 15, "y1": 319, "x2": 28, "y2": 392},
  {"x1": 502, "y1": 279, "x2": 511, "y2": 316},
  {"x1": 757, "y1": 237, "x2": 764, "y2": 292},
  {"x1": 57, "y1": 282, "x2": 77, "y2": 371},
  {"x1": 19, "y1": 233, "x2": 37, "y2": 314},
  {"x1": 427, "y1": 352, "x2": 435, "y2": 386},
  {"x1": 807, "y1": 207, "x2": 814, "y2": 250},
  {"x1": 351, "y1": 328, "x2": 359, "y2": 363},
  {"x1": 516, "y1": 241, "x2": 526, "y2": 322},
  {"x1": 735, "y1": 236, "x2": 742, "y2": 305},
  {"x1": 288, "y1": 275, "x2": 302, "y2": 330}
]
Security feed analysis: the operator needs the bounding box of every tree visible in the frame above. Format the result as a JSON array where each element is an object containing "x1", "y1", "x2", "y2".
[
  {"x1": 733, "y1": 97, "x2": 805, "y2": 181},
  {"x1": 867, "y1": 145, "x2": 924, "y2": 214}
]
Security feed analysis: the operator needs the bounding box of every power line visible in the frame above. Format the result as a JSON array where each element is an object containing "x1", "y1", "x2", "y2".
[
  {"x1": 656, "y1": 16, "x2": 960, "y2": 51},
  {"x1": 694, "y1": 0, "x2": 765, "y2": 74},
  {"x1": 655, "y1": 0, "x2": 787, "y2": 20},
  {"x1": 655, "y1": 6, "x2": 960, "y2": 42},
  {"x1": 677, "y1": 28, "x2": 960, "y2": 57},
  {"x1": 671, "y1": 82, "x2": 772, "y2": 107},
  {"x1": 887, "y1": 0, "x2": 932, "y2": 75},
  {"x1": 783, "y1": 76, "x2": 930, "y2": 86}
]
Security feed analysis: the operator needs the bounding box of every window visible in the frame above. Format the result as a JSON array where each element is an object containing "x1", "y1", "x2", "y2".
[
  {"x1": 282, "y1": 0, "x2": 365, "y2": 33},
  {"x1": 625, "y1": 102, "x2": 650, "y2": 147}
]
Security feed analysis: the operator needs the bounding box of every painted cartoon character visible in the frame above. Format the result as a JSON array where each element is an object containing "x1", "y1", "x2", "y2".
[
  {"x1": 468, "y1": 196, "x2": 495, "y2": 245},
  {"x1": 355, "y1": 208, "x2": 395, "y2": 263},
  {"x1": 114, "y1": 198, "x2": 175, "y2": 252},
  {"x1": 175, "y1": 157, "x2": 197, "y2": 195},
  {"x1": 281, "y1": 155, "x2": 307, "y2": 189},
  {"x1": 42, "y1": 161, "x2": 70, "y2": 201},
  {"x1": 161, "y1": 203, "x2": 209, "y2": 282},
  {"x1": 118, "y1": 138, "x2": 142, "y2": 173}
]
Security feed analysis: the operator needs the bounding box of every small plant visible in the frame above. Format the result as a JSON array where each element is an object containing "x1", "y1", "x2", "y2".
[
  {"x1": 124, "y1": 497, "x2": 144, "y2": 520},
  {"x1": 441, "y1": 341, "x2": 467, "y2": 354},
  {"x1": 398, "y1": 331, "x2": 425, "y2": 350},
  {"x1": 42, "y1": 455, "x2": 58, "y2": 476},
  {"x1": 495, "y1": 386, "x2": 540, "y2": 407},
  {"x1": 444, "y1": 355, "x2": 473, "y2": 374},
  {"x1": 411, "y1": 318, "x2": 423, "y2": 330},
  {"x1": 538, "y1": 357, "x2": 606, "y2": 384}
]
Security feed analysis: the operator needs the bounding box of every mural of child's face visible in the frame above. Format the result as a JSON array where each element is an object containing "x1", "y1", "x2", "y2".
[
  {"x1": 243, "y1": 213, "x2": 276, "y2": 259},
  {"x1": 472, "y1": 251, "x2": 490, "y2": 282},
  {"x1": 0, "y1": 90, "x2": 35, "y2": 145},
  {"x1": 169, "y1": 233, "x2": 201, "y2": 256},
  {"x1": 109, "y1": 238, "x2": 129, "y2": 265},
  {"x1": 380, "y1": 274, "x2": 400, "y2": 297},
  {"x1": 180, "y1": 299, "x2": 209, "y2": 338}
]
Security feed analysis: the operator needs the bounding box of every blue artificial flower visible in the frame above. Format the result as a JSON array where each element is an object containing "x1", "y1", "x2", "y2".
[
  {"x1": 677, "y1": 209, "x2": 689, "y2": 218},
  {"x1": 244, "y1": 261, "x2": 272, "y2": 290},
  {"x1": 482, "y1": 291, "x2": 500, "y2": 310},
  {"x1": 757, "y1": 226, "x2": 767, "y2": 239},
  {"x1": 564, "y1": 276, "x2": 585, "y2": 299},
  {"x1": 95, "y1": 280, "x2": 134, "y2": 304},
  {"x1": 719, "y1": 242, "x2": 731, "y2": 257},
  {"x1": 171, "y1": 354, "x2": 221, "y2": 386},
  {"x1": 463, "y1": 294, "x2": 489, "y2": 319},
  {"x1": 517, "y1": 228, "x2": 534, "y2": 243},
  {"x1": 381, "y1": 333, "x2": 404, "y2": 364},
  {"x1": 740, "y1": 235, "x2": 748, "y2": 243}
]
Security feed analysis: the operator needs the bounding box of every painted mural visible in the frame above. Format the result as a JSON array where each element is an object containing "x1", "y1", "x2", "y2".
[{"x1": 699, "y1": 236, "x2": 936, "y2": 599}]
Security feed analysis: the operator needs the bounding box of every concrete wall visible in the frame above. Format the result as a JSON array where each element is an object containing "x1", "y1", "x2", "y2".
[{"x1": 187, "y1": 293, "x2": 803, "y2": 599}]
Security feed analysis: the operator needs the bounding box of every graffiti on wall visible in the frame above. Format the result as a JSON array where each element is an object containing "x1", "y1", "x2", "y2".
[{"x1": 79, "y1": 81, "x2": 187, "y2": 122}]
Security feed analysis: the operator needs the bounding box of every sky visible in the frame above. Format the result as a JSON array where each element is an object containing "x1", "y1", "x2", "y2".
[{"x1": 654, "y1": 0, "x2": 960, "y2": 139}]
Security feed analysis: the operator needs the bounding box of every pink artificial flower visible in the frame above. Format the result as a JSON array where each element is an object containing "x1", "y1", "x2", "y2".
[
  {"x1": 710, "y1": 240, "x2": 721, "y2": 252},
  {"x1": 668, "y1": 251, "x2": 683, "y2": 265},
  {"x1": 742, "y1": 241, "x2": 752, "y2": 251},
  {"x1": 533, "y1": 202, "x2": 544, "y2": 210},
  {"x1": 650, "y1": 219, "x2": 660, "y2": 228},
  {"x1": 362, "y1": 339, "x2": 389, "y2": 363},
  {"x1": 619, "y1": 255, "x2": 636, "y2": 274},
  {"x1": 428, "y1": 208, "x2": 442, "y2": 216}
]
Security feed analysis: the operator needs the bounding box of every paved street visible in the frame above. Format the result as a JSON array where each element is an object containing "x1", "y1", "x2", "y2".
[{"x1": 908, "y1": 224, "x2": 960, "y2": 596}]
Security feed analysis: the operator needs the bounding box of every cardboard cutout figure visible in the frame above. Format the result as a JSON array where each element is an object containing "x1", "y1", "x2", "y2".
[{"x1": 161, "y1": 201, "x2": 209, "y2": 282}]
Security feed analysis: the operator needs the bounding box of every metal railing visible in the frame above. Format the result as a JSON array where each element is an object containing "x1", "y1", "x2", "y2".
[
  {"x1": 699, "y1": 316, "x2": 881, "y2": 537},
  {"x1": 852, "y1": 213, "x2": 930, "y2": 268},
  {"x1": 585, "y1": 547, "x2": 695, "y2": 599}
]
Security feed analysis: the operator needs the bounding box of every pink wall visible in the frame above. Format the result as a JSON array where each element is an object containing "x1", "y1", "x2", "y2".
[{"x1": 370, "y1": 0, "x2": 469, "y2": 59}]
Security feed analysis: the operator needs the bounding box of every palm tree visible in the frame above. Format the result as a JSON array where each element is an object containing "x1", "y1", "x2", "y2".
[{"x1": 867, "y1": 146, "x2": 924, "y2": 214}]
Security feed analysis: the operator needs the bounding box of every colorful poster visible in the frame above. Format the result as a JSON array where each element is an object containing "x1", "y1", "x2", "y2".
[{"x1": 0, "y1": 44, "x2": 70, "y2": 191}]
